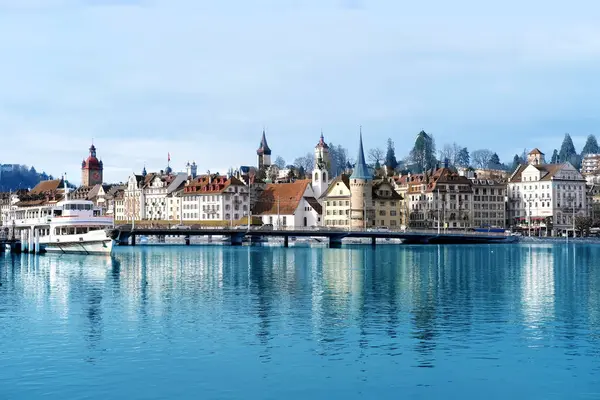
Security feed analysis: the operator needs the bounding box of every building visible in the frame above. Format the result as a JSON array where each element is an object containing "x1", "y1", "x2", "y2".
[
  {"x1": 581, "y1": 153, "x2": 600, "y2": 176},
  {"x1": 81, "y1": 144, "x2": 103, "y2": 187},
  {"x1": 257, "y1": 129, "x2": 272, "y2": 170},
  {"x1": 507, "y1": 149, "x2": 587, "y2": 236},
  {"x1": 321, "y1": 175, "x2": 351, "y2": 227},
  {"x1": 312, "y1": 132, "x2": 331, "y2": 201},
  {"x1": 117, "y1": 164, "x2": 187, "y2": 222},
  {"x1": 252, "y1": 180, "x2": 322, "y2": 228},
  {"x1": 372, "y1": 179, "x2": 403, "y2": 228},
  {"x1": 71, "y1": 183, "x2": 121, "y2": 214},
  {"x1": 470, "y1": 178, "x2": 506, "y2": 228},
  {"x1": 180, "y1": 173, "x2": 248, "y2": 223},
  {"x1": 349, "y1": 131, "x2": 375, "y2": 229}
]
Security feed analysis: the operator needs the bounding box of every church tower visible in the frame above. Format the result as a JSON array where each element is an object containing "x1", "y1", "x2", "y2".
[
  {"x1": 81, "y1": 143, "x2": 103, "y2": 187},
  {"x1": 256, "y1": 129, "x2": 272, "y2": 169},
  {"x1": 350, "y1": 128, "x2": 374, "y2": 229},
  {"x1": 312, "y1": 131, "x2": 330, "y2": 201}
]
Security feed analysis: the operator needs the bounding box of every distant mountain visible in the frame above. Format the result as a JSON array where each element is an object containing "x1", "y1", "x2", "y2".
[{"x1": 0, "y1": 164, "x2": 54, "y2": 192}]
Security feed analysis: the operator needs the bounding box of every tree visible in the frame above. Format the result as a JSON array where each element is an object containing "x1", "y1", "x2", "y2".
[
  {"x1": 559, "y1": 133, "x2": 578, "y2": 166},
  {"x1": 575, "y1": 216, "x2": 593, "y2": 237},
  {"x1": 409, "y1": 130, "x2": 436, "y2": 172},
  {"x1": 368, "y1": 147, "x2": 384, "y2": 166},
  {"x1": 293, "y1": 153, "x2": 314, "y2": 174},
  {"x1": 384, "y1": 138, "x2": 398, "y2": 170},
  {"x1": 273, "y1": 156, "x2": 286, "y2": 169},
  {"x1": 456, "y1": 147, "x2": 470, "y2": 167},
  {"x1": 511, "y1": 154, "x2": 522, "y2": 171},
  {"x1": 488, "y1": 153, "x2": 501, "y2": 169},
  {"x1": 551, "y1": 149, "x2": 559, "y2": 164},
  {"x1": 328, "y1": 143, "x2": 349, "y2": 177},
  {"x1": 471, "y1": 149, "x2": 493, "y2": 169},
  {"x1": 582, "y1": 134, "x2": 599, "y2": 156}
]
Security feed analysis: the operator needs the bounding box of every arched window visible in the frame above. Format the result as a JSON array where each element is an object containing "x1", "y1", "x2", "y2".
[
  {"x1": 323, "y1": 172, "x2": 327, "y2": 182},
  {"x1": 314, "y1": 172, "x2": 319, "y2": 181}
]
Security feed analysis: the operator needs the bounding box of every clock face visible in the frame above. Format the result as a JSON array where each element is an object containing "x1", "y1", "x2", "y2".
[{"x1": 92, "y1": 172, "x2": 100, "y2": 180}]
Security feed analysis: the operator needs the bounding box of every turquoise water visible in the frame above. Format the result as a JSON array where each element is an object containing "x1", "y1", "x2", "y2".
[{"x1": 1, "y1": 244, "x2": 599, "y2": 399}]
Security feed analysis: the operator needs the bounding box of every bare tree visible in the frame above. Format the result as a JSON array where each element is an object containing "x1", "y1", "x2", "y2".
[
  {"x1": 293, "y1": 153, "x2": 314, "y2": 173},
  {"x1": 471, "y1": 149, "x2": 493, "y2": 169},
  {"x1": 368, "y1": 148, "x2": 385, "y2": 166}
]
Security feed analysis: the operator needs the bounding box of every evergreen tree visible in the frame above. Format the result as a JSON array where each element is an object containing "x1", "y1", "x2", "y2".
[
  {"x1": 581, "y1": 134, "x2": 599, "y2": 156},
  {"x1": 384, "y1": 138, "x2": 398, "y2": 170},
  {"x1": 559, "y1": 133, "x2": 577, "y2": 165},
  {"x1": 511, "y1": 154, "x2": 521, "y2": 171},
  {"x1": 456, "y1": 147, "x2": 470, "y2": 167},
  {"x1": 488, "y1": 153, "x2": 501, "y2": 168},
  {"x1": 409, "y1": 130, "x2": 436, "y2": 172},
  {"x1": 551, "y1": 149, "x2": 559, "y2": 163}
]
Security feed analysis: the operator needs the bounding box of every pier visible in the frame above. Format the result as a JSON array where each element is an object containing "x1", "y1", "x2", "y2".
[{"x1": 111, "y1": 226, "x2": 516, "y2": 248}]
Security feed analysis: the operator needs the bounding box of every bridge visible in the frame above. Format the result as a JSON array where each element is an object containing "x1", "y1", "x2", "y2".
[{"x1": 111, "y1": 226, "x2": 517, "y2": 248}]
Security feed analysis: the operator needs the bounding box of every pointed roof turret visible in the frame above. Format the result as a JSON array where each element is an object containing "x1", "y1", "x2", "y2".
[
  {"x1": 316, "y1": 130, "x2": 329, "y2": 149},
  {"x1": 350, "y1": 127, "x2": 371, "y2": 180},
  {"x1": 257, "y1": 129, "x2": 272, "y2": 155}
]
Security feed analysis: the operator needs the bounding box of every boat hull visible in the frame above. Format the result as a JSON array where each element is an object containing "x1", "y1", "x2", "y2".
[{"x1": 42, "y1": 239, "x2": 113, "y2": 255}]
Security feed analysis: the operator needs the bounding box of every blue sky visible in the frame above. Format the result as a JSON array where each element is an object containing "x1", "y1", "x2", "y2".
[{"x1": 1, "y1": 0, "x2": 600, "y2": 183}]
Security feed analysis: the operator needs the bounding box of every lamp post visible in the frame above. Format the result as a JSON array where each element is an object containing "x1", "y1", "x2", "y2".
[{"x1": 528, "y1": 199, "x2": 531, "y2": 237}]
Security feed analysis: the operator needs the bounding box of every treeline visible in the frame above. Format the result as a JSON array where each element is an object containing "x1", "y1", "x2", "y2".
[
  {"x1": 279, "y1": 131, "x2": 599, "y2": 177},
  {"x1": 0, "y1": 165, "x2": 54, "y2": 191}
]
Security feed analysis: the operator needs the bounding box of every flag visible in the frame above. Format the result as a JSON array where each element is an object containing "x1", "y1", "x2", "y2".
[{"x1": 168, "y1": 153, "x2": 171, "y2": 162}]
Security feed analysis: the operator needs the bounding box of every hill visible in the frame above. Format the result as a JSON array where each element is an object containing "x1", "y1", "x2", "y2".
[{"x1": 0, "y1": 164, "x2": 54, "y2": 192}]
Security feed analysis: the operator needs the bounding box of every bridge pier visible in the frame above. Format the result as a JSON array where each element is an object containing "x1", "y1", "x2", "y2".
[
  {"x1": 229, "y1": 233, "x2": 243, "y2": 246},
  {"x1": 185, "y1": 236, "x2": 190, "y2": 245},
  {"x1": 283, "y1": 236, "x2": 289, "y2": 248},
  {"x1": 371, "y1": 237, "x2": 376, "y2": 247},
  {"x1": 329, "y1": 236, "x2": 343, "y2": 248},
  {"x1": 131, "y1": 235, "x2": 136, "y2": 246}
]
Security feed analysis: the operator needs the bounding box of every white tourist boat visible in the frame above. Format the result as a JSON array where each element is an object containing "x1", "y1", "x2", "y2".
[{"x1": 2, "y1": 198, "x2": 114, "y2": 255}]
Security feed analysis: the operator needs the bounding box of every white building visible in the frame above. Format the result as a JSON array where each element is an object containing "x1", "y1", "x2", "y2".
[
  {"x1": 117, "y1": 168, "x2": 187, "y2": 222},
  {"x1": 179, "y1": 174, "x2": 249, "y2": 223},
  {"x1": 507, "y1": 149, "x2": 587, "y2": 236},
  {"x1": 581, "y1": 153, "x2": 600, "y2": 176},
  {"x1": 252, "y1": 180, "x2": 322, "y2": 228}
]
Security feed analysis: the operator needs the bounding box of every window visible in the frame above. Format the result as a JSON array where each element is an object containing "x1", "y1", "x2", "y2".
[{"x1": 282, "y1": 216, "x2": 287, "y2": 225}]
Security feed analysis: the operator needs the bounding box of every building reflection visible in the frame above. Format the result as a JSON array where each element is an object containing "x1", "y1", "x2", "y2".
[{"x1": 520, "y1": 245, "x2": 555, "y2": 335}]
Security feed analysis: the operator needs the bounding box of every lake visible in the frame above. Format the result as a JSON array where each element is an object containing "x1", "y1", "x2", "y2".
[{"x1": 1, "y1": 244, "x2": 599, "y2": 399}]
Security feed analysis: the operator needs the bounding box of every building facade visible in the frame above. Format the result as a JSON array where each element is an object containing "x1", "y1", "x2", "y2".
[
  {"x1": 507, "y1": 149, "x2": 587, "y2": 236},
  {"x1": 321, "y1": 175, "x2": 351, "y2": 227},
  {"x1": 253, "y1": 180, "x2": 322, "y2": 228},
  {"x1": 470, "y1": 178, "x2": 506, "y2": 228}
]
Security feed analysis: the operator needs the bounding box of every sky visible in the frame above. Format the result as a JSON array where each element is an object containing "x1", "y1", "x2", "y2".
[{"x1": 1, "y1": 0, "x2": 600, "y2": 184}]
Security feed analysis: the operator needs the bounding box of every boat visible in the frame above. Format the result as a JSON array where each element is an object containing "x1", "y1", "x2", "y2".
[{"x1": 2, "y1": 198, "x2": 114, "y2": 255}]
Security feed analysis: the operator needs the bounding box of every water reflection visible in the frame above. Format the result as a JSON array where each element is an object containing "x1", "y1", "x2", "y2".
[{"x1": 1, "y1": 244, "x2": 599, "y2": 398}]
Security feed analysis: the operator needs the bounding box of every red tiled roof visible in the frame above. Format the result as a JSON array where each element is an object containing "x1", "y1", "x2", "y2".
[
  {"x1": 529, "y1": 148, "x2": 544, "y2": 155},
  {"x1": 182, "y1": 175, "x2": 245, "y2": 195},
  {"x1": 253, "y1": 180, "x2": 310, "y2": 215}
]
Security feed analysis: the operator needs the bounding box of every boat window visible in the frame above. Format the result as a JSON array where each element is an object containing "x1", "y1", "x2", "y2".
[{"x1": 54, "y1": 209, "x2": 62, "y2": 217}]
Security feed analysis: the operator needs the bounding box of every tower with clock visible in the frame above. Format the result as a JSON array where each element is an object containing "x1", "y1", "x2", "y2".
[{"x1": 81, "y1": 143, "x2": 103, "y2": 187}]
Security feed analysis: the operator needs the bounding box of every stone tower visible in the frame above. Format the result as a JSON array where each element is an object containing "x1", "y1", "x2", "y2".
[
  {"x1": 256, "y1": 129, "x2": 272, "y2": 169},
  {"x1": 350, "y1": 129, "x2": 374, "y2": 229},
  {"x1": 81, "y1": 143, "x2": 103, "y2": 187},
  {"x1": 312, "y1": 132, "x2": 330, "y2": 201},
  {"x1": 527, "y1": 148, "x2": 545, "y2": 166},
  {"x1": 314, "y1": 131, "x2": 330, "y2": 173}
]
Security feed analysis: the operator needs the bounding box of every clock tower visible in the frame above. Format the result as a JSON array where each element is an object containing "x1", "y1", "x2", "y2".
[{"x1": 81, "y1": 143, "x2": 103, "y2": 187}]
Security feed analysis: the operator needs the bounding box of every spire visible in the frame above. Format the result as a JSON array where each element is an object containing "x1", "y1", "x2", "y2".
[
  {"x1": 350, "y1": 126, "x2": 371, "y2": 180},
  {"x1": 257, "y1": 129, "x2": 272, "y2": 155},
  {"x1": 316, "y1": 129, "x2": 328, "y2": 148}
]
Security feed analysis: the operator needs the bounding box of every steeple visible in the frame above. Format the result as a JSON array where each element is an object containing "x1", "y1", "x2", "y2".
[
  {"x1": 257, "y1": 129, "x2": 272, "y2": 155},
  {"x1": 350, "y1": 126, "x2": 371, "y2": 180}
]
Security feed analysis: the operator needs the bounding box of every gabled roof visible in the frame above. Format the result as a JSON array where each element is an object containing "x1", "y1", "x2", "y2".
[
  {"x1": 253, "y1": 180, "x2": 310, "y2": 215},
  {"x1": 373, "y1": 180, "x2": 402, "y2": 199},
  {"x1": 509, "y1": 163, "x2": 565, "y2": 183},
  {"x1": 304, "y1": 196, "x2": 322, "y2": 214},
  {"x1": 529, "y1": 148, "x2": 544, "y2": 155},
  {"x1": 30, "y1": 179, "x2": 62, "y2": 194},
  {"x1": 321, "y1": 174, "x2": 350, "y2": 199}
]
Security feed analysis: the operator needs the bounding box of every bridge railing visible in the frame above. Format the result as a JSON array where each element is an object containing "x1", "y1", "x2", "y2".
[{"x1": 122, "y1": 224, "x2": 508, "y2": 236}]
